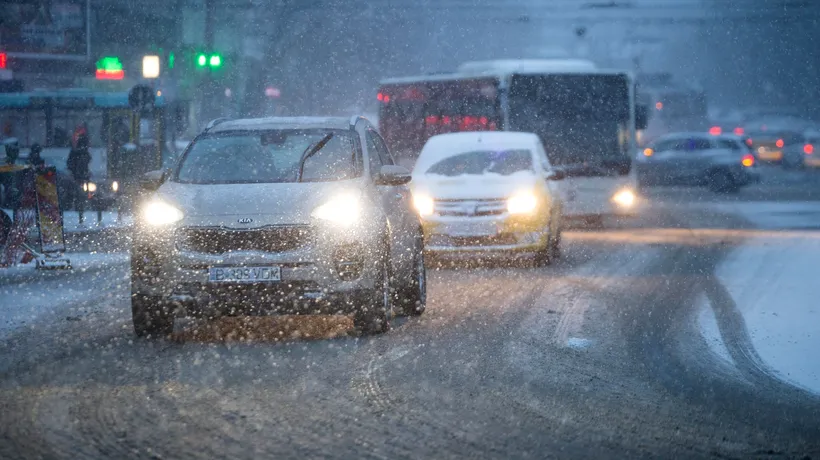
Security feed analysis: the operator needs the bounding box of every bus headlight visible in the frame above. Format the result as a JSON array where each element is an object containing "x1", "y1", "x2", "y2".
[
  {"x1": 507, "y1": 192, "x2": 538, "y2": 215},
  {"x1": 612, "y1": 188, "x2": 636, "y2": 208}
]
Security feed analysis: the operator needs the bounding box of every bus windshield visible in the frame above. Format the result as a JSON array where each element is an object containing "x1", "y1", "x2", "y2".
[{"x1": 507, "y1": 74, "x2": 631, "y2": 168}]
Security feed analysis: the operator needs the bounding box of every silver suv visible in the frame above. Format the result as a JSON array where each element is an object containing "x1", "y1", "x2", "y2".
[{"x1": 131, "y1": 116, "x2": 426, "y2": 337}]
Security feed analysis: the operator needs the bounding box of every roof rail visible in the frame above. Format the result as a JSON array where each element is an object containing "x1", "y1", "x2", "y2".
[
  {"x1": 349, "y1": 115, "x2": 364, "y2": 128},
  {"x1": 204, "y1": 117, "x2": 232, "y2": 131}
]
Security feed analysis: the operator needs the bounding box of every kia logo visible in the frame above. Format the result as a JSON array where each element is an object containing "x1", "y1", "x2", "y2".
[{"x1": 237, "y1": 217, "x2": 253, "y2": 224}]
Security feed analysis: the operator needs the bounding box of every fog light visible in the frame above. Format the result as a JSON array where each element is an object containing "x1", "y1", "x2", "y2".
[{"x1": 334, "y1": 244, "x2": 364, "y2": 281}]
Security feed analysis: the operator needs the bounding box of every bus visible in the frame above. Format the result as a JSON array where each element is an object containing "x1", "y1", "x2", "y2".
[
  {"x1": 0, "y1": 89, "x2": 180, "y2": 210},
  {"x1": 637, "y1": 72, "x2": 709, "y2": 145},
  {"x1": 377, "y1": 59, "x2": 647, "y2": 221}
]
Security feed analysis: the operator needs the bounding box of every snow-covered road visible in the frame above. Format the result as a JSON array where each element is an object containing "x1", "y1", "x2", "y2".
[{"x1": 699, "y1": 201, "x2": 820, "y2": 395}]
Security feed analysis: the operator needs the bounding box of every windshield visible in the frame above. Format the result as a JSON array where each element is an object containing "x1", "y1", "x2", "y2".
[
  {"x1": 424, "y1": 149, "x2": 532, "y2": 176},
  {"x1": 507, "y1": 74, "x2": 631, "y2": 167},
  {"x1": 175, "y1": 129, "x2": 359, "y2": 184}
]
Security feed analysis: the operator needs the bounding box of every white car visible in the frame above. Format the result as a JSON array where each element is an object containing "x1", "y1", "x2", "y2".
[{"x1": 410, "y1": 132, "x2": 565, "y2": 264}]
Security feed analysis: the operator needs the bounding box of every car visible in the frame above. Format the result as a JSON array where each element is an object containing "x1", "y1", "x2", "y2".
[
  {"x1": 781, "y1": 130, "x2": 820, "y2": 169},
  {"x1": 744, "y1": 128, "x2": 804, "y2": 164},
  {"x1": 130, "y1": 116, "x2": 426, "y2": 338},
  {"x1": 409, "y1": 132, "x2": 565, "y2": 265},
  {"x1": 635, "y1": 132, "x2": 760, "y2": 193}
]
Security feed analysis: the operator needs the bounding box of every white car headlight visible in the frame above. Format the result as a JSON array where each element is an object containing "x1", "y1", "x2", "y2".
[
  {"x1": 312, "y1": 192, "x2": 362, "y2": 227},
  {"x1": 507, "y1": 192, "x2": 538, "y2": 215},
  {"x1": 82, "y1": 182, "x2": 97, "y2": 193},
  {"x1": 612, "y1": 188, "x2": 636, "y2": 208},
  {"x1": 412, "y1": 193, "x2": 434, "y2": 217},
  {"x1": 142, "y1": 201, "x2": 184, "y2": 226},
  {"x1": 111, "y1": 180, "x2": 119, "y2": 192}
]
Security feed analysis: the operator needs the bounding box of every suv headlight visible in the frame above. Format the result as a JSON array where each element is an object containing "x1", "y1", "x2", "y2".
[
  {"x1": 412, "y1": 193, "x2": 434, "y2": 217},
  {"x1": 507, "y1": 192, "x2": 538, "y2": 215},
  {"x1": 142, "y1": 201, "x2": 184, "y2": 226},
  {"x1": 312, "y1": 192, "x2": 361, "y2": 227}
]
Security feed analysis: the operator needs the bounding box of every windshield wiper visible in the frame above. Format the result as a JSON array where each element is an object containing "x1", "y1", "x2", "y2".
[{"x1": 296, "y1": 133, "x2": 334, "y2": 182}]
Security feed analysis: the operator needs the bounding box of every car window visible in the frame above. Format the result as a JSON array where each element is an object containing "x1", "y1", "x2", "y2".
[
  {"x1": 717, "y1": 139, "x2": 741, "y2": 150},
  {"x1": 652, "y1": 139, "x2": 678, "y2": 152},
  {"x1": 425, "y1": 149, "x2": 533, "y2": 176},
  {"x1": 176, "y1": 129, "x2": 360, "y2": 184},
  {"x1": 365, "y1": 131, "x2": 383, "y2": 176},
  {"x1": 367, "y1": 130, "x2": 395, "y2": 166}
]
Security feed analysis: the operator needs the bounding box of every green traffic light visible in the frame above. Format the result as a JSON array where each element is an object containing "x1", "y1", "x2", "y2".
[
  {"x1": 209, "y1": 54, "x2": 222, "y2": 67},
  {"x1": 196, "y1": 54, "x2": 207, "y2": 67}
]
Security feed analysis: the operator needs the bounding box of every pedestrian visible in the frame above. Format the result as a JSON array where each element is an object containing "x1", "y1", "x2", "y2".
[
  {"x1": 4, "y1": 138, "x2": 19, "y2": 165},
  {"x1": 67, "y1": 131, "x2": 91, "y2": 223},
  {"x1": 28, "y1": 143, "x2": 45, "y2": 168}
]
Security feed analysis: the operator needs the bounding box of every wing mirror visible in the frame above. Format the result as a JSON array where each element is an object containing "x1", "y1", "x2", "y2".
[
  {"x1": 140, "y1": 169, "x2": 169, "y2": 191},
  {"x1": 375, "y1": 165, "x2": 412, "y2": 186},
  {"x1": 545, "y1": 169, "x2": 566, "y2": 181}
]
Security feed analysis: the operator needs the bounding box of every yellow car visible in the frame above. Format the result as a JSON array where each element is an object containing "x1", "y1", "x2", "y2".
[{"x1": 410, "y1": 132, "x2": 565, "y2": 265}]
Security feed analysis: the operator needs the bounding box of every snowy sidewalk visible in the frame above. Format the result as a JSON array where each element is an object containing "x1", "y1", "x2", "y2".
[{"x1": 698, "y1": 201, "x2": 820, "y2": 394}]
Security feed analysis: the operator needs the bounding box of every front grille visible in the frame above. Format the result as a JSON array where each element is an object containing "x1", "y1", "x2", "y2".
[
  {"x1": 176, "y1": 225, "x2": 312, "y2": 254},
  {"x1": 434, "y1": 198, "x2": 506, "y2": 217},
  {"x1": 429, "y1": 233, "x2": 517, "y2": 247}
]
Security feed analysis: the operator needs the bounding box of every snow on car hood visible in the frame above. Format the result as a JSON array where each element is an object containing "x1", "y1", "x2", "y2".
[
  {"x1": 411, "y1": 171, "x2": 539, "y2": 200},
  {"x1": 154, "y1": 179, "x2": 364, "y2": 227}
]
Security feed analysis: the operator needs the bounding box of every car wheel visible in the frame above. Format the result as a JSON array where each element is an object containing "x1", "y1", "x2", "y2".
[
  {"x1": 397, "y1": 237, "x2": 426, "y2": 316},
  {"x1": 131, "y1": 293, "x2": 174, "y2": 338},
  {"x1": 550, "y1": 225, "x2": 562, "y2": 260},
  {"x1": 353, "y1": 255, "x2": 391, "y2": 335},
  {"x1": 0, "y1": 210, "x2": 11, "y2": 248},
  {"x1": 533, "y1": 234, "x2": 553, "y2": 268}
]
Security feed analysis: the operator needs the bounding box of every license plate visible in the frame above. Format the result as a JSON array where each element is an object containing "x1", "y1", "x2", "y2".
[
  {"x1": 438, "y1": 221, "x2": 498, "y2": 237},
  {"x1": 208, "y1": 266, "x2": 281, "y2": 283}
]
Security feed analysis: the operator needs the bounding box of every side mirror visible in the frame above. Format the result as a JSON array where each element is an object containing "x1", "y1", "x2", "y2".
[
  {"x1": 545, "y1": 169, "x2": 566, "y2": 181},
  {"x1": 375, "y1": 165, "x2": 412, "y2": 186},
  {"x1": 636, "y1": 104, "x2": 649, "y2": 131},
  {"x1": 140, "y1": 169, "x2": 168, "y2": 191}
]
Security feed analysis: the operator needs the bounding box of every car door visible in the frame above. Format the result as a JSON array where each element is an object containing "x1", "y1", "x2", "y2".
[
  {"x1": 645, "y1": 138, "x2": 683, "y2": 181},
  {"x1": 366, "y1": 128, "x2": 417, "y2": 278}
]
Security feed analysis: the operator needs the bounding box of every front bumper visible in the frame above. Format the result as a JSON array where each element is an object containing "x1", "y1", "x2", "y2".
[
  {"x1": 421, "y1": 214, "x2": 549, "y2": 254},
  {"x1": 131, "y1": 223, "x2": 384, "y2": 316}
]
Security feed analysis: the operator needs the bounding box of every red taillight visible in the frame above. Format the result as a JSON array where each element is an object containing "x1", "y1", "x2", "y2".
[
  {"x1": 745, "y1": 138, "x2": 753, "y2": 146},
  {"x1": 733, "y1": 127, "x2": 744, "y2": 135},
  {"x1": 709, "y1": 126, "x2": 722, "y2": 135},
  {"x1": 741, "y1": 154, "x2": 755, "y2": 167},
  {"x1": 776, "y1": 139, "x2": 784, "y2": 148},
  {"x1": 424, "y1": 115, "x2": 438, "y2": 125},
  {"x1": 377, "y1": 92, "x2": 384, "y2": 101},
  {"x1": 442, "y1": 116, "x2": 451, "y2": 125},
  {"x1": 804, "y1": 144, "x2": 814, "y2": 155}
]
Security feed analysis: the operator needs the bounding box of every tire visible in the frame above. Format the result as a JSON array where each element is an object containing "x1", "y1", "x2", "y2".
[
  {"x1": 533, "y1": 234, "x2": 553, "y2": 268},
  {"x1": 353, "y1": 255, "x2": 391, "y2": 335},
  {"x1": 0, "y1": 210, "x2": 11, "y2": 248},
  {"x1": 131, "y1": 293, "x2": 174, "y2": 338},
  {"x1": 397, "y1": 237, "x2": 427, "y2": 316},
  {"x1": 550, "y1": 225, "x2": 562, "y2": 261}
]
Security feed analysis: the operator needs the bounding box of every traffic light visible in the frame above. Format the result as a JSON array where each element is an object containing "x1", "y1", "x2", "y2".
[{"x1": 196, "y1": 52, "x2": 223, "y2": 69}]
